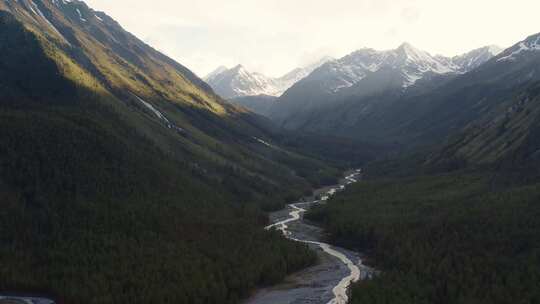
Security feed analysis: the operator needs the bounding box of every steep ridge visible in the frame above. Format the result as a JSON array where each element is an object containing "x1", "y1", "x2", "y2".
[
  {"x1": 297, "y1": 32, "x2": 540, "y2": 175},
  {"x1": 205, "y1": 57, "x2": 332, "y2": 99},
  {"x1": 0, "y1": 0, "x2": 339, "y2": 204},
  {"x1": 205, "y1": 64, "x2": 280, "y2": 98},
  {"x1": 302, "y1": 38, "x2": 540, "y2": 299},
  {"x1": 400, "y1": 32, "x2": 540, "y2": 148},
  {"x1": 451, "y1": 45, "x2": 502, "y2": 72},
  {"x1": 427, "y1": 81, "x2": 540, "y2": 182},
  {"x1": 0, "y1": 1, "x2": 339, "y2": 303},
  {"x1": 269, "y1": 43, "x2": 502, "y2": 131}
]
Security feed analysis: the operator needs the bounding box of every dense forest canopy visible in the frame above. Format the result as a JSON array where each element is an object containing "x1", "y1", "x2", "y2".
[
  {"x1": 0, "y1": 3, "x2": 331, "y2": 303},
  {"x1": 307, "y1": 171, "x2": 540, "y2": 303},
  {"x1": 2, "y1": 1, "x2": 540, "y2": 304}
]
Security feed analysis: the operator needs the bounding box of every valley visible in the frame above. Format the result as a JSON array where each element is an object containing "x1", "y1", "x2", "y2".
[
  {"x1": 246, "y1": 170, "x2": 376, "y2": 304},
  {"x1": 1, "y1": 1, "x2": 540, "y2": 304}
]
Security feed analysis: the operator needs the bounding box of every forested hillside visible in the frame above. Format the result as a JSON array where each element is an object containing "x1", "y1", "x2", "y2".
[
  {"x1": 303, "y1": 75, "x2": 540, "y2": 303},
  {"x1": 307, "y1": 171, "x2": 540, "y2": 303},
  {"x1": 427, "y1": 81, "x2": 540, "y2": 184},
  {"x1": 0, "y1": 1, "x2": 335, "y2": 303},
  {"x1": 299, "y1": 31, "x2": 540, "y2": 304}
]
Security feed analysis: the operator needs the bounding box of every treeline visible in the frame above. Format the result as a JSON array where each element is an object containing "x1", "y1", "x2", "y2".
[{"x1": 306, "y1": 172, "x2": 540, "y2": 303}]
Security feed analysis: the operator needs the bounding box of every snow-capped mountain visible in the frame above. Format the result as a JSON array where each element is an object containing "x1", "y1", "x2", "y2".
[
  {"x1": 279, "y1": 56, "x2": 335, "y2": 86},
  {"x1": 205, "y1": 57, "x2": 332, "y2": 99},
  {"x1": 205, "y1": 66, "x2": 228, "y2": 81},
  {"x1": 497, "y1": 33, "x2": 540, "y2": 62},
  {"x1": 452, "y1": 45, "x2": 503, "y2": 71},
  {"x1": 269, "y1": 43, "x2": 503, "y2": 124},
  {"x1": 205, "y1": 65, "x2": 280, "y2": 98},
  {"x1": 299, "y1": 43, "x2": 502, "y2": 94}
]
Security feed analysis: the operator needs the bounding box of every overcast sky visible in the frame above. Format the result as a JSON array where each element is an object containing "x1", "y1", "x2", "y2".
[{"x1": 84, "y1": 0, "x2": 540, "y2": 78}]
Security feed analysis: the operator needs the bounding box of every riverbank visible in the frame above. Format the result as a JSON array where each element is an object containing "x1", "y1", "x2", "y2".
[{"x1": 244, "y1": 170, "x2": 375, "y2": 304}]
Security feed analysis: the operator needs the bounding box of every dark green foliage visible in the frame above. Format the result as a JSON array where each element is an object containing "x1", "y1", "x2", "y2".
[
  {"x1": 276, "y1": 133, "x2": 392, "y2": 168},
  {"x1": 0, "y1": 104, "x2": 317, "y2": 304},
  {"x1": 307, "y1": 172, "x2": 540, "y2": 304},
  {"x1": 0, "y1": 5, "x2": 322, "y2": 304}
]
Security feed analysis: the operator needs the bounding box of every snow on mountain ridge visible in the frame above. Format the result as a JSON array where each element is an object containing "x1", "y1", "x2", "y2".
[
  {"x1": 497, "y1": 33, "x2": 540, "y2": 62},
  {"x1": 453, "y1": 45, "x2": 503, "y2": 71},
  {"x1": 302, "y1": 43, "x2": 503, "y2": 92},
  {"x1": 204, "y1": 64, "x2": 281, "y2": 98},
  {"x1": 280, "y1": 56, "x2": 334, "y2": 84},
  {"x1": 205, "y1": 58, "x2": 332, "y2": 98},
  {"x1": 305, "y1": 43, "x2": 456, "y2": 92},
  {"x1": 205, "y1": 66, "x2": 228, "y2": 81},
  {"x1": 206, "y1": 42, "x2": 503, "y2": 99},
  {"x1": 396, "y1": 42, "x2": 456, "y2": 74}
]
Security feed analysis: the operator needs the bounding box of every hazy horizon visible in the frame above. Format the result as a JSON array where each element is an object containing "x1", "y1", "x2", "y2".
[{"x1": 84, "y1": 0, "x2": 540, "y2": 78}]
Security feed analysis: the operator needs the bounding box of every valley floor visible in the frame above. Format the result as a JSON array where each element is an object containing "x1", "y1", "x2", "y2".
[{"x1": 245, "y1": 171, "x2": 375, "y2": 304}]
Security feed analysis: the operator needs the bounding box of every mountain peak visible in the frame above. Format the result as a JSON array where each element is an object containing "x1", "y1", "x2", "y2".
[
  {"x1": 282, "y1": 42, "x2": 503, "y2": 96},
  {"x1": 204, "y1": 65, "x2": 279, "y2": 98},
  {"x1": 397, "y1": 42, "x2": 416, "y2": 50},
  {"x1": 204, "y1": 66, "x2": 228, "y2": 81},
  {"x1": 451, "y1": 45, "x2": 504, "y2": 71},
  {"x1": 206, "y1": 57, "x2": 332, "y2": 99},
  {"x1": 485, "y1": 45, "x2": 504, "y2": 56},
  {"x1": 395, "y1": 42, "x2": 431, "y2": 60},
  {"x1": 215, "y1": 65, "x2": 228, "y2": 72},
  {"x1": 232, "y1": 64, "x2": 245, "y2": 70}
]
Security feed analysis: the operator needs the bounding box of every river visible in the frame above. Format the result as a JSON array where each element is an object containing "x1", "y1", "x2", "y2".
[{"x1": 245, "y1": 170, "x2": 376, "y2": 304}]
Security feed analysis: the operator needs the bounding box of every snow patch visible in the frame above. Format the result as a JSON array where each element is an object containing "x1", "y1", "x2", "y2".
[
  {"x1": 132, "y1": 95, "x2": 173, "y2": 124},
  {"x1": 132, "y1": 94, "x2": 186, "y2": 134},
  {"x1": 498, "y1": 37, "x2": 540, "y2": 62},
  {"x1": 76, "y1": 8, "x2": 87, "y2": 22},
  {"x1": 253, "y1": 137, "x2": 274, "y2": 148},
  {"x1": 28, "y1": 0, "x2": 71, "y2": 45},
  {"x1": 305, "y1": 43, "x2": 501, "y2": 93},
  {"x1": 402, "y1": 70, "x2": 423, "y2": 87},
  {"x1": 0, "y1": 296, "x2": 54, "y2": 304}
]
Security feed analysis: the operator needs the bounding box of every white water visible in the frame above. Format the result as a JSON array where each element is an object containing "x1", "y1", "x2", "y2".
[{"x1": 265, "y1": 170, "x2": 364, "y2": 304}]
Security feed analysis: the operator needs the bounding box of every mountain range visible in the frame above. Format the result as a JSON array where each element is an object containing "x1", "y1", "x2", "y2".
[
  {"x1": 204, "y1": 57, "x2": 333, "y2": 99},
  {"x1": 268, "y1": 43, "x2": 503, "y2": 125},
  {"x1": 207, "y1": 44, "x2": 502, "y2": 117},
  {"x1": 261, "y1": 32, "x2": 540, "y2": 181}
]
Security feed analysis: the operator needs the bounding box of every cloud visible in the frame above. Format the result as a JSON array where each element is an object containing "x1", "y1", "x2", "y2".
[
  {"x1": 85, "y1": 0, "x2": 540, "y2": 77},
  {"x1": 401, "y1": 6, "x2": 421, "y2": 24}
]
